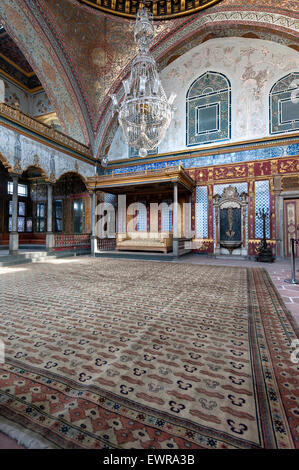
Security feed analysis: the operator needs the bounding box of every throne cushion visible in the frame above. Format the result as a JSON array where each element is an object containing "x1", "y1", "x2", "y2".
[{"x1": 116, "y1": 232, "x2": 172, "y2": 253}]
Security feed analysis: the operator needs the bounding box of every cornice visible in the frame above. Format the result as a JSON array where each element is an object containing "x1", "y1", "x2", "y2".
[{"x1": 88, "y1": 165, "x2": 195, "y2": 192}]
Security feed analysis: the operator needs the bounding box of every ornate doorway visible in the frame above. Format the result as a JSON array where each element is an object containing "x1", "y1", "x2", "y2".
[{"x1": 284, "y1": 198, "x2": 299, "y2": 257}]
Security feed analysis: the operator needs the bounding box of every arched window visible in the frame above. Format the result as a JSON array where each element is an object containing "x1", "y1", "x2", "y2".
[
  {"x1": 186, "y1": 71, "x2": 231, "y2": 147},
  {"x1": 269, "y1": 72, "x2": 299, "y2": 135}
]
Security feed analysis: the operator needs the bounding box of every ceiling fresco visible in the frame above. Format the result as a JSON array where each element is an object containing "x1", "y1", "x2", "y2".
[{"x1": 42, "y1": 0, "x2": 181, "y2": 132}]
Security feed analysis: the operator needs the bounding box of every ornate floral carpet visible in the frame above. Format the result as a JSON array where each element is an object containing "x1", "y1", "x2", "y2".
[{"x1": 0, "y1": 259, "x2": 298, "y2": 449}]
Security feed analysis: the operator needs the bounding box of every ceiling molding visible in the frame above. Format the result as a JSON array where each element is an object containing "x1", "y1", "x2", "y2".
[{"x1": 0, "y1": 69, "x2": 43, "y2": 93}]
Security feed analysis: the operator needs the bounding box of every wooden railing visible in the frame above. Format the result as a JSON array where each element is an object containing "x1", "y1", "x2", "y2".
[
  {"x1": 97, "y1": 238, "x2": 116, "y2": 251},
  {"x1": 0, "y1": 103, "x2": 92, "y2": 158},
  {"x1": 54, "y1": 234, "x2": 91, "y2": 251}
]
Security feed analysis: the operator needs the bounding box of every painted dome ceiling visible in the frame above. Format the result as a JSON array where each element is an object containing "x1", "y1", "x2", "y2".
[{"x1": 78, "y1": 0, "x2": 223, "y2": 19}]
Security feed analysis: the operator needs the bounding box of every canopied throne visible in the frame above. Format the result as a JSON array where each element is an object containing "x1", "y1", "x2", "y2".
[{"x1": 213, "y1": 186, "x2": 248, "y2": 256}]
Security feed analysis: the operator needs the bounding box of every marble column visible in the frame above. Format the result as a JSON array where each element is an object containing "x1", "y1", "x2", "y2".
[
  {"x1": 9, "y1": 174, "x2": 19, "y2": 255},
  {"x1": 46, "y1": 183, "x2": 54, "y2": 251},
  {"x1": 91, "y1": 191, "x2": 97, "y2": 255},
  {"x1": 188, "y1": 192, "x2": 192, "y2": 238},
  {"x1": 173, "y1": 182, "x2": 178, "y2": 257}
]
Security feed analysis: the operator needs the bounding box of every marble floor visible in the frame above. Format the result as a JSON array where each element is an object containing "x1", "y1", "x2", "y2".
[{"x1": 0, "y1": 253, "x2": 298, "y2": 449}]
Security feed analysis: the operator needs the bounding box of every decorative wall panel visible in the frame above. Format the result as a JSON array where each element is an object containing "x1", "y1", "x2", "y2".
[
  {"x1": 213, "y1": 182, "x2": 247, "y2": 196},
  {"x1": 195, "y1": 186, "x2": 208, "y2": 238},
  {"x1": 255, "y1": 180, "x2": 270, "y2": 238},
  {"x1": 107, "y1": 142, "x2": 299, "y2": 175},
  {"x1": 213, "y1": 182, "x2": 248, "y2": 247},
  {"x1": 104, "y1": 193, "x2": 117, "y2": 206},
  {"x1": 2, "y1": 76, "x2": 30, "y2": 114},
  {"x1": 32, "y1": 91, "x2": 54, "y2": 117},
  {"x1": 270, "y1": 72, "x2": 299, "y2": 135}
]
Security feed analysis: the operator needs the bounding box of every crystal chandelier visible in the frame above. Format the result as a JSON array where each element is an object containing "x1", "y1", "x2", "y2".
[{"x1": 111, "y1": 7, "x2": 176, "y2": 158}]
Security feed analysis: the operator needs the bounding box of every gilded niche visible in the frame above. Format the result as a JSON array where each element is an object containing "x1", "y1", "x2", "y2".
[{"x1": 213, "y1": 186, "x2": 248, "y2": 256}]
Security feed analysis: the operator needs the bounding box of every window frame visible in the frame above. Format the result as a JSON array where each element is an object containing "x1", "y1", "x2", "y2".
[
  {"x1": 186, "y1": 71, "x2": 231, "y2": 147},
  {"x1": 269, "y1": 72, "x2": 299, "y2": 135}
]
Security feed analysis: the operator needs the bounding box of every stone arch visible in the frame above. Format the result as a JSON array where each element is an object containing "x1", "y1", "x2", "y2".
[
  {"x1": 57, "y1": 171, "x2": 88, "y2": 189},
  {"x1": 21, "y1": 164, "x2": 50, "y2": 182}
]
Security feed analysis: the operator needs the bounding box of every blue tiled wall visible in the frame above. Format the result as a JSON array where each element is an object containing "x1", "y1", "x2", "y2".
[
  {"x1": 255, "y1": 180, "x2": 270, "y2": 238},
  {"x1": 196, "y1": 186, "x2": 208, "y2": 238},
  {"x1": 106, "y1": 142, "x2": 298, "y2": 175}
]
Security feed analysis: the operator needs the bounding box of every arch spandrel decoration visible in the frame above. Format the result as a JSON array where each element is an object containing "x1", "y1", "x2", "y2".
[{"x1": 186, "y1": 71, "x2": 231, "y2": 147}]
